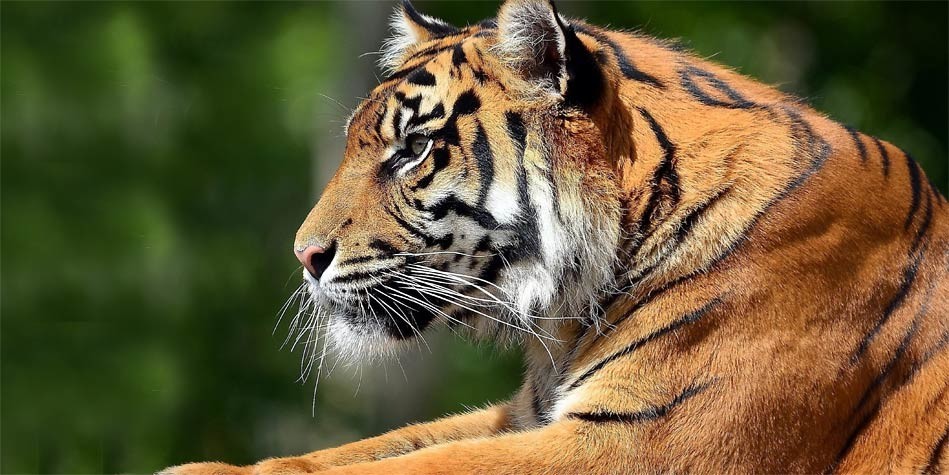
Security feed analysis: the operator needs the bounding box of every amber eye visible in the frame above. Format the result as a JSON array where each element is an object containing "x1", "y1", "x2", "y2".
[{"x1": 408, "y1": 134, "x2": 431, "y2": 157}]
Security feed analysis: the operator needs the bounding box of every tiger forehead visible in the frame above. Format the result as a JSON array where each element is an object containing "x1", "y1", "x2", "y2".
[
  {"x1": 380, "y1": 34, "x2": 496, "y2": 95},
  {"x1": 347, "y1": 34, "x2": 501, "y2": 142}
]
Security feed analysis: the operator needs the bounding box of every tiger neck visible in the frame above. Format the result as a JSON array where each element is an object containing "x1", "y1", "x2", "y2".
[{"x1": 586, "y1": 34, "x2": 811, "y2": 305}]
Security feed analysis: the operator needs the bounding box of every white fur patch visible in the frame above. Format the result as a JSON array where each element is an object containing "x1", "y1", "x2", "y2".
[
  {"x1": 379, "y1": 9, "x2": 419, "y2": 74},
  {"x1": 378, "y1": 6, "x2": 455, "y2": 74},
  {"x1": 485, "y1": 183, "x2": 521, "y2": 225},
  {"x1": 493, "y1": 0, "x2": 568, "y2": 94},
  {"x1": 551, "y1": 386, "x2": 584, "y2": 421}
]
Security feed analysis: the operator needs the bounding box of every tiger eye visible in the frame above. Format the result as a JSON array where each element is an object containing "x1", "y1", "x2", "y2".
[{"x1": 409, "y1": 135, "x2": 429, "y2": 156}]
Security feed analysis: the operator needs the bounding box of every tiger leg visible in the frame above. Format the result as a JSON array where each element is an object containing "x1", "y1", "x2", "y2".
[
  {"x1": 317, "y1": 420, "x2": 634, "y2": 475},
  {"x1": 160, "y1": 404, "x2": 511, "y2": 475}
]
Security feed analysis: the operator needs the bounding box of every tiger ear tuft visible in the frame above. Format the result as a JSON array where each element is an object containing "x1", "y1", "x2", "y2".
[
  {"x1": 380, "y1": 0, "x2": 459, "y2": 73},
  {"x1": 494, "y1": 0, "x2": 570, "y2": 95}
]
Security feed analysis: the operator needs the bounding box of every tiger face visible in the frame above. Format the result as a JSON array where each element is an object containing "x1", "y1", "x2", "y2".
[{"x1": 294, "y1": 1, "x2": 623, "y2": 358}]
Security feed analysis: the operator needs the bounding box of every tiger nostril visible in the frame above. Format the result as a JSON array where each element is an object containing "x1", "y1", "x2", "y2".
[{"x1": 295, "y1": 243, "x2": 337, "y2": 281}]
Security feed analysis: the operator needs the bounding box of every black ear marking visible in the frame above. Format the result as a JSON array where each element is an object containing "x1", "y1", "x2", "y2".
[
  {"x1": 495, "y1": 0, "x2": 603, "y2": 106},
  {"x1": 401, "y1": 0, "x2": 460, "y2": 38},
  {"x1": 381, "y1": 0, "x2": 460, "y2": 73},
  {"x1": 549, "y1": 1, "x2": 604, "y2": 108}
]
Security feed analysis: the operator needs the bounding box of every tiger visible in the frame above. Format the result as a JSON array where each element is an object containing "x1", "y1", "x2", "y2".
[{"x1": 163, "y1": 0, "x2": 949, "y2": 473}]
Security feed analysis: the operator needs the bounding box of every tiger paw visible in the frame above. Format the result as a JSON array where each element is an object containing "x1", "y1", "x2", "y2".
[
  {"x1": 160, "y1": 457, "x2": 328, "y2": 475},
  {"x1": 250, "y1": 457, "x2": 326, "y2": 475},
  {"x1": 157, "y1": 462, "x2": 250, "y2": 475}
]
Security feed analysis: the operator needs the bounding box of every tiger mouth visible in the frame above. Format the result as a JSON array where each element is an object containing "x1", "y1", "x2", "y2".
[
  {"x1": 301, "y1": 249, "x2": 520, "y2": 343},
  {"x1": 305, "y1": 260, "x2": 453, "y2": 340},
  {"x1": 324, "y1": 279, "x2": 445, "y2": 340}
]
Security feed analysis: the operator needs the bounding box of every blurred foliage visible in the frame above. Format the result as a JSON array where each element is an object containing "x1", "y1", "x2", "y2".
[{"x1": 1, "y1": 1, "x2": 945, "y2": 474}]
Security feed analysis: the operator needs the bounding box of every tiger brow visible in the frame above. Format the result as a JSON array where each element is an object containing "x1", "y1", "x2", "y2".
[{"x1": 406, "y1": 101, "x2": 447, "y2": 131}]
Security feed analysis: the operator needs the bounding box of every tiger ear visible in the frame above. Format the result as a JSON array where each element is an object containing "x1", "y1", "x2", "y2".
[
  {"x1": 494, "y1": 0, "x2": 572, "y2": 95},
  {"x1": 380, "y1": 0, "x2": 459, "y2": 73}
]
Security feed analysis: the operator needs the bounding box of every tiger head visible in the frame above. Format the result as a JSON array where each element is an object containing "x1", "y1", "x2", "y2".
[{"x1": 294, "y1": 0, "x2": 624, "y2": 358}]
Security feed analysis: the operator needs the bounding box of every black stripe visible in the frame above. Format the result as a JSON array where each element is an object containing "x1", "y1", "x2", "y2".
[
  {"x1": 410, "y1": 147, "x2": 450, "y2": 191},
  {"x1": 572, "y1": 23, "x2": 664, "y2": 89},
  {"x1": 373, "y1": 107, "x2": 387, "y2": 140},
  {"x1": 568, "y1": 299, "x2": 722, "y2": 390},
  {"x1": 427, "y1": 195, "x2": 499, "y2": 229},
  {"x1": 478, "y1": 253, "x2": 505, "y2": 282},
  {"x1": 430, "y1": 144, "x2": 450, "y2": 172},
  {"x1": 674, "y1": 186, "x2": 731, "y2": 244},
  {"x1": 625, "y1": 186, "x2": 732, "y2": 290},
  {"x1": 911, "y1": 191, "x2": 934, "y2": 254},
  {"x1": 452, "y1": 90, "x2": 480, "y2": 116},
  {"x1": 857, "y1": 316, "x2": 920, "y2": 415},
  {"x1": 647, "y1": 105, "x2": 824, "y2": 268},
  {"x1": 338, "y1": 255, "x2": 377, "y2": 266},
  {"x1": 601, "y1": 105, "x2": 822, "y2": 338},
  {"x1": 372, "y1": 283, "x2": 437, "y2": 339},
  {"x1": 553, "y1": 9, "x2": 606, "y2": 109},
  {"x1": 830, "y1": 315, "x2": 923, "y2": 473},
  {"x1": 385, "y1": 206, "x2": 439, "y2": 247},
  {"x1": 585, "y1": 266, "x2": 693, "y2": 351},
  {"x1": 781, "y1": 106, "x2": 832, "y2": 195},
  {"x1": 506, "y1": 111, "x2": 541, "y2": 261},
  {"x1": 408, "y1": 103, "x2": 445, "y2": 129},
  {"x1": 505, "y1": 111, "x2": 527, "y2": 152},
  {"x1": 395, "y1": 92, "x2": 422, "y2": 114},
  {"x1": 531, "y1": 383, "x2": 546, "y2": 424},
  {"x1": 434, "y1": 90, "x2": 479, "y2": 149},
  {"x1": 908, "y1": 329, "x2": 949, "y2": 383},
  {"x1": 391, "y1": 107, "x2": 403, "y2": 140},
  {"x1": 405, "y1": 43, "x2": 455, "y2": 64},
  {"x1": 385, "y1": 63, "x2": 427, "y2": 84},
  {"x1": 924, "y1": 426, "x2": 949, "y2": 474},
  {"x1": 476, "y1": 18, "x2": 497, "y2": 29},
  {"x1": 556, "y1": 294, "x2": 628, "y2": 393},
  {"x1": 567, "y1": 380, "x2": 711, "y2": 424},
  {"x1": 451, "y1": 43, "x2": 467, "y2": 68},
  {"x1": 436, "y1": 233, "x2": 453, "y2": 250},
  {"x1": 531, "y1": 378, "x2": 553, "y2": 426},
  {"x1": 824, "y1": 405, "x2": 876, "y2": 475},
  {"x1": 397, "y1": 186, "x2": 415, "y2": 209},
  {"x1": 905, "y1": 152, "x2": 923, "y2": 230},
  {"x1": 369, "y1": 239, "x2": 399, "y2": 255},
  {"x1": 473, "y1": 235, "x2": 493, "y2": 254},
  {"x1": 844, "y1": 125, "x2": 868, "y2": 163},
  {"x1": 330, "y1": 267, "x2": 398, "y2": 285},
  {"x1": 406, "y1": 68, "x2": 436, "y2": 87},
  {"x1": 871, "y1": 137, "x2": 890, "y2": 177},
  {"x1": 400, "y1": 0, "x2": 459, "y2": 37},
  {"x1": 636, "y1": 107, "x2": 681, "y2": 236},
  {"x1": 851, "y1": 245, "x2": 925, "y2": 364},
  {"x1": 472, "y1": 121, "x2": 495, "y2": 207},
  {"x1": 679, "y1": 65, "x2": 756, "y2": 109}
]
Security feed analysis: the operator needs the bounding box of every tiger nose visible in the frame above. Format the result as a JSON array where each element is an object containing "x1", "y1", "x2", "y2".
[{"x1": 294, "y1": 244, "x2": 336, "y2": 281}]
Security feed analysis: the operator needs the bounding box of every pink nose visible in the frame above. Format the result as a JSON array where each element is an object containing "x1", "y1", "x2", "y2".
[{"x1": 294, "y1": 245, "x2": 333, "y2": 280}]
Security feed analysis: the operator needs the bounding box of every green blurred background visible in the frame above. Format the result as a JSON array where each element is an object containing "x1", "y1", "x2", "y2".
[{"x1": 2, "y1": 1, "x2": 946, "y2": 473}]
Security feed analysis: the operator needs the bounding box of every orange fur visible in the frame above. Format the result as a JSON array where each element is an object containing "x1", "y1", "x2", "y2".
[{"x1": 163, "y1": 1, "x2": 948, "y2": 473}]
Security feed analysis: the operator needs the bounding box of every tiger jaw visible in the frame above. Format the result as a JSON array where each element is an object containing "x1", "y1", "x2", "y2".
[
  {"x1": 297, "y1": 245, "x2": 575, "y2": 358},
  {"x1": 299, "y1": 255, "x2": 491, "y2": 346},
  {"x1": 301, "y1": 265, "x2": 438, "y2": 344}
]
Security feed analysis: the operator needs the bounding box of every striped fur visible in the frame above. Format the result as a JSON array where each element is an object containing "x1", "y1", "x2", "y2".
[{"x1": 165, "y1": 1, "x2": 948, "y2": 474}]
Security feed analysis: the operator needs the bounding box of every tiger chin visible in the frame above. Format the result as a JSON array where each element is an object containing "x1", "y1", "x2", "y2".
[{"x1": 163, "y1": 1, "x2": 949, "y2": 474}]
